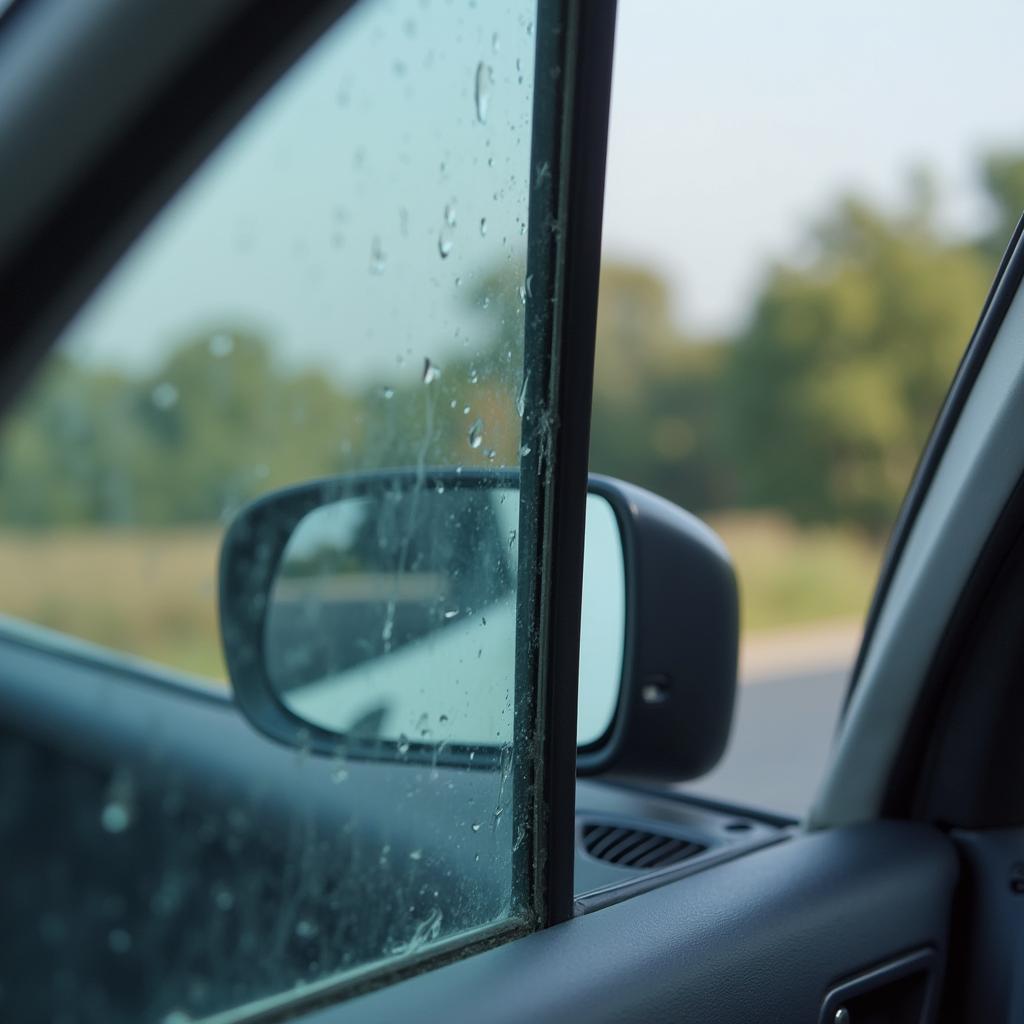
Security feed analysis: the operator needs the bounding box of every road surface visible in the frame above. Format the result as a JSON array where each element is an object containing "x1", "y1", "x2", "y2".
[{"x1": 679, "y1": 665, "x2": 851, "y2": 820}]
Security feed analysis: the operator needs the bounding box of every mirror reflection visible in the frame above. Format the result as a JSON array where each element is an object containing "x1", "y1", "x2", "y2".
[{"x1": 262, "y1": 482, "x2": 625, "y2": 751}]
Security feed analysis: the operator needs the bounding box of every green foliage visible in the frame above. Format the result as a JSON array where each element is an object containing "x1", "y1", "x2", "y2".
[
  {"x1": 727, "y1": 197, "x2": 992, "y2": 531},
  {"x1": 1, "y1": 154, "x2": 1020, "y2": 536},
  {"x1": 981, "y1": 151, "x2": 1024, "y2": 261}
]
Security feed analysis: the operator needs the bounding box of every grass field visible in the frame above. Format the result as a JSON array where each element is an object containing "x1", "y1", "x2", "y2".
[{"x1": 0, "y1": 515, "x2": 884, "y2": 684}]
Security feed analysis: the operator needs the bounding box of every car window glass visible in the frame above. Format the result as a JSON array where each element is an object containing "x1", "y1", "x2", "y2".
[{"x1": 0, "y1": 1, "x2": 548, "y2": 1020}]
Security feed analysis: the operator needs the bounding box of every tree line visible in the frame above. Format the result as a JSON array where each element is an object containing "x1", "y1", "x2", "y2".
[{"x1": 2, "y1": 152, "x2": 1024, "y2": 534}]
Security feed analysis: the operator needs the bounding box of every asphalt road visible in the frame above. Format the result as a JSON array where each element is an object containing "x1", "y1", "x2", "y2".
[{"x1": 679, "y1": 665, "x2": 851, "y2": 820}]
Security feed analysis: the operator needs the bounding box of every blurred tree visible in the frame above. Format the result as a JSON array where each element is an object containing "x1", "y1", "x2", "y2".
[
  {"x1": 980, "y1": 151, "x2": 1024, "y2": 262},
  {"x1": 727, "y1": 195, "x2": 990, "y2": 532},
  {"x1": 589, "y1": 263, "x2": 734, "y2": 513}
]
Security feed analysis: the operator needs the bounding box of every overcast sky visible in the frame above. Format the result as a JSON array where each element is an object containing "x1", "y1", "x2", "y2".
[{"x1": 602, "y1": 0, "x2": 1024, "y2": 333}]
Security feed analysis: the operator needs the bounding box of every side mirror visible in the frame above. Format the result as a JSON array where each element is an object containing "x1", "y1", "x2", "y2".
[
  {"x1": 219, "y1": 470, "x2": 737, "y2": 781},
  {"x1": 580, "y1": 476, "x2": 738, "y2": 779}
]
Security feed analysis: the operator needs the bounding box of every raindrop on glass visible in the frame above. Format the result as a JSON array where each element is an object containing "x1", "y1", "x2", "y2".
[
  {"x1": 379, "y1": 386, "x2": 395, "y2": 400},
  {"x1": 422, "y1": 358, "x2": 441, "y2": 384},
  {"x1": 444, "y1": 202, "x2": 457, "y2": 228},
  {"x1": 480, "y1": 217, "x2": 488, "y2": 237},
  {"x1": 397, "y1": 735, "x2": 411, "y2": 754},
  {"x1": 471, "y1": 823, "x2": 482, "y2": 833},
  {"x1": 101, "y1": 800, "x2": 132, "y2": 834},
  {"x1": 438, "y1": 233, "x2": 454, "y2": 258},
  {"x1": 519, "y1": 444, "x2": 532, "y2": 456},
  {"x1": 474, "y1": 62, "x2": 493, "y2": 123},
  {"x1": 208, "y1": 333, "x2": 235, "y2": 358},
  {"x1": 370, "y1": 237, "x2": 387, "y2": 274},
  {"x1": 409, "y1": 849, "x2": 423, "y2": 861},
  {"x1": 212, "y1": 883, "x2": 235, "y2": 911},
  {"x1": 443, "y1": 609, "x2": 459, "y2": 620},
  {"x1": 295, "y1": 919, "x2": 319, "y2": 940},
  {"x1": 468, "y1": 418, "x2": 484, "y2": 449},
  {"x1": 516, "y1": 374, "x2": 529, "y2": 417},
  {"x1": 151, "y1": 382, "x2": 179, "y2": 411}
]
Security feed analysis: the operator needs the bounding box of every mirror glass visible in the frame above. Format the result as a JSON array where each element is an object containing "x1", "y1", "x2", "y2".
[{"x1": 264, "y1": 486, "x2": 625, "y2": 749}]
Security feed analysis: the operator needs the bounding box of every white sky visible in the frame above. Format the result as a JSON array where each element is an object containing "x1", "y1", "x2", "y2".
[{"x1": 602, "y1": 0, "x2": 1024, "y2": 334}]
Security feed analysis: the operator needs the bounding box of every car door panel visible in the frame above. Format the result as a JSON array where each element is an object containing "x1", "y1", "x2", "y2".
[{"x1": 311, "y1": 822, "x2": 956, "y2": 1024}]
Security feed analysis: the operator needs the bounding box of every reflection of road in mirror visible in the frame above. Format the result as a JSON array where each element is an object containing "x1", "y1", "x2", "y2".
[{"x1": 265, "y1": 483, "x2": 521, "y2": 748}]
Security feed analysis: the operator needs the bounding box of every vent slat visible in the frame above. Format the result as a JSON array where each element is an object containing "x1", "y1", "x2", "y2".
[
  {"x1": 603, "y1": 831, "x2": 652, "y2": 864},
  {"x1": 581, "y1": 822, "x2": 704, "y2": 871},
  {"x1": 588, "y1": 827, "x2": 631, "y2": 859}
]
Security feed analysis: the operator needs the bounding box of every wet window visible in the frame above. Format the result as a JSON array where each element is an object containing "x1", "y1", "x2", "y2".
[{"x1": 0, "y1": 0, "x2": 546, "y2": 1020}]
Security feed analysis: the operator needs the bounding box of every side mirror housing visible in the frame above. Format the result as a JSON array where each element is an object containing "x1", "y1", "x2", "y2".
[
  {"x1": 580, "y1": 476, "x2": 738, "y2": 780},
  {"x1": 218, "y1": 471, "x2": 738, "y2": 781}
]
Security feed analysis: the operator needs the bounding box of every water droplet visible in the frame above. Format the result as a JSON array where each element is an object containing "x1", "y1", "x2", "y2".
[
  {"x1": 485, "y1": 449, "x2": 497, "y2": 461},
  {"x1": 449, "y1": 399, "x2": 458, "y2": 409},
  {"x1": 474, "y1": 62, "x2": 493, "y2": 123},
  {"x1": 151, "y1": 382, "x2": 179, "y2": 410},
  {"x1": 468, "y1": 418, "x2": 484, "y2": 449},
  {"x1": 518, "y1": 284, "x2": 527, "y2": 305},
  {"x1": 519, "y1": 444, "x2": 532, "y2": 456},
  {"x1": 100, "y1": 800, "x2": 131, "y2": 834},
  {"x1": 379, "y1": 386, "x2": 395, "y2": 399},
  {"x1": 422, "y1": 358, "x2": 441, "y2": 384},
  {"x1": 443, "y1": 609, "x2": 459, "y2": 620},
  {"x1": 212, "y1": 883, "x2": 235, "y2": 911},
  {"x1": 444, "y1": 202, "x2": 457, "y2": 228},
  {"x1": 397, "y1": 735, "x2": 411, "y2": 754},
  {"x1": 208, "y1": 333, "x2": 234, "y2": 358},
  {"x1": 435, "y1": 482, "x2": 446, "y2": 494},
  {"x1": 409, "y1": 849, "x2": 423, "y2": 861},
  {"x1": 479, "y1": 217, "x2": 488, "y2": 237},
  {"x1": 492, "y1": 32, "x2": 500, "y2": 53},
  {"x1": 108, "y1": 928, "x2": 132, "y2": 954},
  {"x1": 438, "y1": 233, "x2": 453, "y2": 258},
  {"x1": 471, "y1": 823, "x2": 481, "y2": 833},
  {"x1": 508, "y1": 529, "x2": 517, "y2": 550},
  {"x1": 439, "y1": 714, "x2": 449, "y2": 724},
  {"x1": 295, "y1": 919, "x2": 319, "y2": 940},
  {"x1": 516, "y1": 373, "x2": 529, "y2": 417},
  {"x1": 330, "y1": 763, "x2": 349, "y2": 784},
  {"x1": 468, "y1": 367, "x2": 479, "y2": 383},
  {"x1": 370, "y1": 237, "x2": 387, "y2": 274},
  {"x1": 463, "y1": 405, "x2": 471, "y2": 415},
  {"x1": 525, "y1": 274, "x2": 534, "y2": 298}
]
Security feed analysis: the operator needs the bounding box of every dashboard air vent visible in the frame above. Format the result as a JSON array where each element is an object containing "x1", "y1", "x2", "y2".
[{"x1": 581, "y1": 822, "x2": 705, "y2": 870}]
